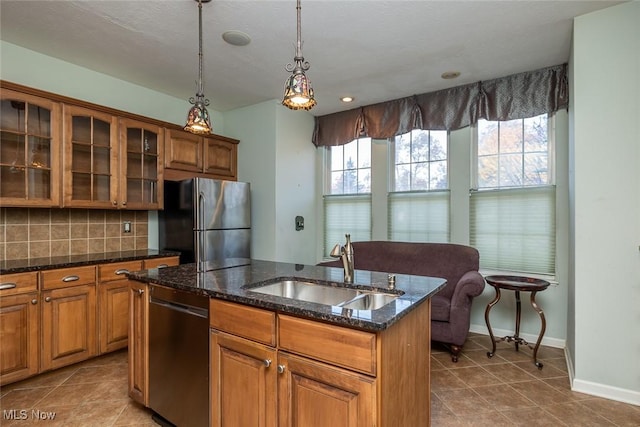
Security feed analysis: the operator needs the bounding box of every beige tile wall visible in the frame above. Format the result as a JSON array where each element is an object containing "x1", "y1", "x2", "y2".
[{"x1": 0, "y1": 208, "x2": 148, "y2": 260}]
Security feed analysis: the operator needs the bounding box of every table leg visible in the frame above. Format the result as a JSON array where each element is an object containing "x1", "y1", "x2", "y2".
[
  {"x1": 530, "y1": 291, "x2": 546, "y2": 369},
  {"x1": 514, "y1": 290, "x2": 521, "y2": 351},
  {"x1": 485, "y1": 287, "x2": 501, "y2": 358}
]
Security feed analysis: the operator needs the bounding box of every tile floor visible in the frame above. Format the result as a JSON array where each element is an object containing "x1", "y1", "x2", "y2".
[{"x1": 1, "y1": 334, "x2": 638, "y2": 426}]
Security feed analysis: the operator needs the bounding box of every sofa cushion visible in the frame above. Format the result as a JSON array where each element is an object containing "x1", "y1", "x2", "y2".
[{"x1": 430, "y1": 294, "x2": 450, "y2": 322}]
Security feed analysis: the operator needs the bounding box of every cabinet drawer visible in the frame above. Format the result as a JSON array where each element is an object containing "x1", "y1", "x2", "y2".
[
  {"x1": 278, "y1": 315, "x2": 377, "y2": 376},
  {"x1": 143, "y1": 256, "x2": 179, "y2": 269},
  {"x1": 0, "y1": 272, "x2": 38, "y2": 296},
  {"x1": 41, "y1": 265, "x2": 96, "y2": 290},
  {"x1": 210, "y1": 299, "x2": 276, "y2": 346},
  {"x1": 99, "y1": 261, "x2": 143, "y2": 283}
]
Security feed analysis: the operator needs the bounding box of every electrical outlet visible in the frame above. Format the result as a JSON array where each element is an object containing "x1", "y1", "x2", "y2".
[{"x1": 123, "y1": 221, "x2": 132, "y2": 233}]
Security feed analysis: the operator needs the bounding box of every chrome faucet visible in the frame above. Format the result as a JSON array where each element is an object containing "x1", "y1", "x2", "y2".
[{"x1": 330, "y1": 234, "x2": 354, "y2": 283}]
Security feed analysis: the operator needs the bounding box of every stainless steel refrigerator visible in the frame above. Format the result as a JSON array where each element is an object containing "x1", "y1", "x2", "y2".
[{"x1": 159, "y1": 178, "x2": 251, "y2": 266}]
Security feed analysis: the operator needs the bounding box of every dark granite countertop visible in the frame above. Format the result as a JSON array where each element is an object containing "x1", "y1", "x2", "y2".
[
  {"x1": 0, "y1": 249, "x2": 181, "y2": 274},
  {"x1": 126, "y1": 258, "x2": 446, "y2": 332}
]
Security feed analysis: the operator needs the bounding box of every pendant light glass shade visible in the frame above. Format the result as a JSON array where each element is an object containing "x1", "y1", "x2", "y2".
[
  {"x1": 184, "y1": 0, "x2": 213, "y2": 135},
  {"x1": 282, "y1": 0, "x2": 316, "y2": 111}
]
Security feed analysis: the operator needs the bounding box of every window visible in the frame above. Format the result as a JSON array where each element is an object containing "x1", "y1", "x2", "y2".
[
  {"x1": 323, "y1": 138, "x2": 372, "y2": 256},
  {"x1": 470, "y1": 114, "x2": 556, "y2": 275},
  {"x1": 388, "y1": 130, "x2": 450, "y2": 242}
]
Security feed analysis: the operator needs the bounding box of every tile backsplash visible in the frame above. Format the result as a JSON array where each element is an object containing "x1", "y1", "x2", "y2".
[{"x1": 0, "y1": 208, "x2": 148, "y2": 260}]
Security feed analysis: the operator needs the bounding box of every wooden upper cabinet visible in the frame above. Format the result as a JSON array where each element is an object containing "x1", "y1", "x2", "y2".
[
  {"x1": 62, "y1": 105, "x2": 118, "y2": 209},
  {"x1": 164, "y1": 129, "x2": 202, "y2": 172},
  {"x1": 0, "y1": 89, "x2": 61, "y2": 207},
  {"x1": 119, "y1": 118, "x2": 164, "y2": 210},
  {"x1": 164, "y1": 128, "x2": 238, "y2": 181},
  {"x1": 204, "y1": 135, "x2": 237, "y2": 178}
]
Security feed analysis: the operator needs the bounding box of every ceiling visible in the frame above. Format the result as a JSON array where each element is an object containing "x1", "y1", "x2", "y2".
[{"x1": 0, "y1": 0, "x2": 623, "y2": 117}]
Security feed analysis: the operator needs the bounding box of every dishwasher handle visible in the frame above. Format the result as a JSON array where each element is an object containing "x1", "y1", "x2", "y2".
[{"x1": 150, "y1": 297, "x2": 208, "y2": 319}]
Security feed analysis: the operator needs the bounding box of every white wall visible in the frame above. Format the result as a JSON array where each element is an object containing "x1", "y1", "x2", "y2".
[
  {"x1": 223, "y1": 100, "x2": 316, "y2": 264},
  {"x1": 570, "y1": 1, "x2": 640, "y2": 404}
]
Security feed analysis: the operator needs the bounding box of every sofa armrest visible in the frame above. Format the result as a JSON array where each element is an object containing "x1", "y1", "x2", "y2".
[{"x1": 450, "y1": 271, "x2": 485, "y2": 308}]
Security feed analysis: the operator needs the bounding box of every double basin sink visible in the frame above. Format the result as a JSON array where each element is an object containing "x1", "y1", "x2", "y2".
[{"x1": 247, "y1": 279, "x2": 401, "y2": 310}]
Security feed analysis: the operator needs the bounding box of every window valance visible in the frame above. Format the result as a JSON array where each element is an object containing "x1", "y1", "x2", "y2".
[{"x1": 312, "y1": 63, "x2": 568, "y2": 147}]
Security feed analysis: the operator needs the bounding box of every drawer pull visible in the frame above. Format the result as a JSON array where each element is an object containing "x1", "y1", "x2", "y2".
[
  {"x1": 115, "y1": 269, "x2": 130, "y2": 275},
  {"x1": 0, "y1": 282, "x2": 17, "y2": 290},
  {"x1": 157, "y1": 264, "x2": 169, "y2": 269},
  {"x1": 62, "y1": 275, "x2": 80, "y2": 282},
  {"x1": 31, "y1": 299, "x2": 38, "y2": 305},
  {"x1": 45, "y1": 297, "x2": 52, "y2": 302}
]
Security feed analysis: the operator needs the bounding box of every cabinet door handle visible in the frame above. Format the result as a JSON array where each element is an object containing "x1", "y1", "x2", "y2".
[
  {"x1": 277, "y1": 365, "x2": 286, "y2": 374},
  {"x1": 112, "y1": 200, "x2": 118, "y2": 206},
  {"x1": 0, "y1": 282, "x2": 17, "y2": 290},
  {"x1": 115, "y1": 269, "x2": 130, "y2": 275},
  {"x1": 31, "y1": 299, "x2": 38, "y2": 305},
  {"x1": 122, "y1": 200, "x2": 127, "y2": 206},
  {"x1": 137, "y1": 289, "x2": 145, "y2": 295},
  {"x1": 45, "y1": 296, "x2": 52, "y2": 302},
  {"x1": 62, "y1": 275, "x2": 79, "y2": 282},
  {"x1": 263, "y1": 359, "x2": 272, "y2": 368}
]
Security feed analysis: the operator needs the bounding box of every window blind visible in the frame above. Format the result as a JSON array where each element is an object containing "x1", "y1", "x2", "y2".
[
  {"x1": 388, "y1": 190, "x2": 450, "y2": 242},
  {"x1": 470, "y1": 186, "x2": 556, "y2": 275},
  {"x1": 323, "y1": 194, "x2": 372, "y2": 257}
]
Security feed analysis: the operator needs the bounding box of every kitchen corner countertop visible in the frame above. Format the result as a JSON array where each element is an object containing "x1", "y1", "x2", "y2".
[
  {"x1": 126, "y1": 258, "x2": 447, "y2": 331},
  {"x1": 0, "y1": 249, "x2": 181, "y2": 274}
]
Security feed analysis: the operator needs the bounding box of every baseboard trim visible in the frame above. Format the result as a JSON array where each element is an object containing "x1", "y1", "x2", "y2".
[
  {"x1": 565, "y1": 347, "x2": 640, "y2": 406},
  {"x1": 468, "y1": 323, "x2": 565, "y2": 349},
  {"x1": 571, "y1": 379, "x2": 640, "y2": 406}
]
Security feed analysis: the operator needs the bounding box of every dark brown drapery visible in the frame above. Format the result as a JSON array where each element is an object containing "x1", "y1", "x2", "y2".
[{"x1": 312, "y1": 63, "x2": 568, "y2": 147}]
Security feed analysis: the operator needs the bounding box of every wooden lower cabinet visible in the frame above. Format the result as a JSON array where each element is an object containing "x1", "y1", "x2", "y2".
[
  {"x1": 210, "y1": 330, "x2": 277, "y2": 426},
  {"x1": 0, "y1": 292, "x2": 39, "y2": 385},
  {"x1": 210, "y1": 298, "x2": 431, "y2": 426},
  {"x1": 98, "y1": 261, "x2": 142, "y2": 354},
  {"x1": 41, "y1": 284, "x2": 97, "y2": 371},
  {"x1": 128, "y1": 281, "x2": 149, "y2": 406},
  {"x1": 278, "y1": 352, "x2": 376, "y2": 427}
]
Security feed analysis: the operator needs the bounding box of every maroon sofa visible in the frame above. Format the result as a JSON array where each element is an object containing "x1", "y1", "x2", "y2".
[{"x1": 318, "y1": 241, "x2": 485, "y2": 361}]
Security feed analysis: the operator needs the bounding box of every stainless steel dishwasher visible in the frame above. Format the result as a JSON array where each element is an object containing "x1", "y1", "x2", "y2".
[{"x1": 148, "y1": 285, "x2": 209, "y2": 427}]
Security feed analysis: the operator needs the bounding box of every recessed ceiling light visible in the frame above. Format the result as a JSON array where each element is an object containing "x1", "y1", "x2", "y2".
[
  {"x1": 441, "y1": 71, "x2": 461, "y2": 80},
  {"x1": 222, "y1": 30, "x2": 251, "y2": 46},
  {"x1": 341, "y1": 96, "x2": 354, "y2": 103}
]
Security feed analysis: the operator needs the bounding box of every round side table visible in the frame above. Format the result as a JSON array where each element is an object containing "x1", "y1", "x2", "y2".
[{"x1": 484, "y1": 275, "x2": 550, "y2": 369}]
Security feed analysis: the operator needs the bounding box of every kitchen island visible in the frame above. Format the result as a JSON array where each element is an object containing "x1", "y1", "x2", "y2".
[{"x1": 127, "y1": 258, "x2": 446, "y2": 427}]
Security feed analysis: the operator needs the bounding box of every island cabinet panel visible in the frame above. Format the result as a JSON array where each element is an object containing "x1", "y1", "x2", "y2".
[
  {"x1": 40, "y1": 284, "x2": 97, "y2": 371},
  {"x1": 208, "y1": 298, "x2": 431, "y2": 426},
  {"x1": 278, "y1": 352, "x2": 376, "y2": 427},
  {"x1": 210, "y1": 330, "x2": 277, "y2": 427},
  {"x1": 278, "y1": 315, "x2": 376, "y2": 376},
  {"x1": 128, "y1": 281, "x2": 149, "y2": 406},
  {"x1": 97, "y1": 260, "x2": 142, "y2": 354},
  {"x1": 210, "y1": 299, "x2": 276, "y2": 346},
  {"x1": 0, "y1": 292, "x2": 39, "y2": 385}
]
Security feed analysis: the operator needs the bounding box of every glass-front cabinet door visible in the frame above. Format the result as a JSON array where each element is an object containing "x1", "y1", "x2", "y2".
[
  {"x1": 119, "y1": 118, "x2": 163, "y2": 210},
  {"x1": 63, "y1": 105, "x2": 118, "y2": 208},
  {"x1": 0, "y1": 89, "x2": 61, "y2": 207}
]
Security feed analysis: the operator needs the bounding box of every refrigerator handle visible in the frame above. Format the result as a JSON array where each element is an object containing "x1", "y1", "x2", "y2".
[{"x1": 197, "y1": 191, "x2": 207, "y2": 263}]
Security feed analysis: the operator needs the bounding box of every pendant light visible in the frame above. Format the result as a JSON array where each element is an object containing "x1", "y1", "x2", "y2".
[
  {"x1": 184, "y1": 0, "x2": 213, "y2": 135},
  {"x1": 282, "y1": 0, "x2": 316, "y2": 111}
]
